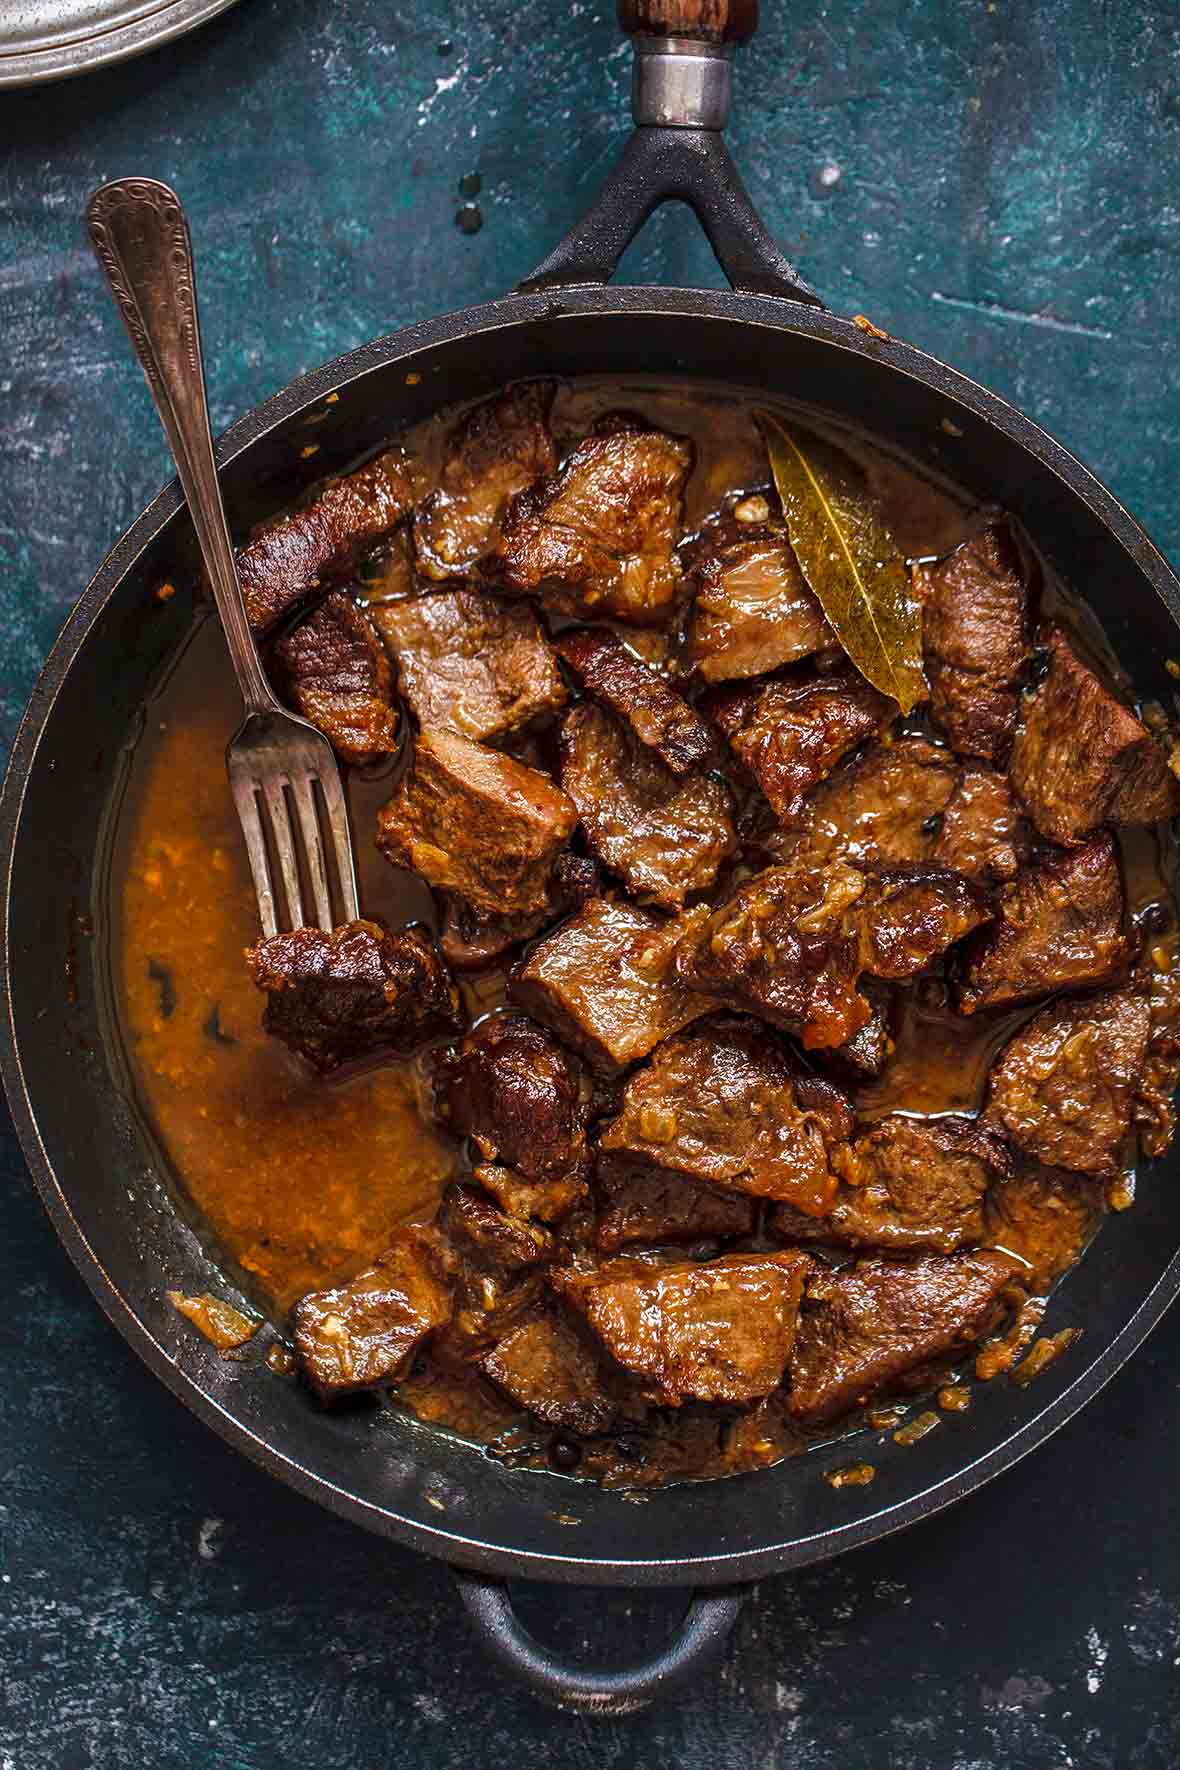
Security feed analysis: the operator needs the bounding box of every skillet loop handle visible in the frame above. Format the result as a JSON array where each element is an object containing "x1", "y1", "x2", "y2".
[
  {"x1": 517, "y1": 6, "x2": 821, "y2": 304},
  {"x1": 454, "y1": 1571, "x2": 745, "y2": 1715}
]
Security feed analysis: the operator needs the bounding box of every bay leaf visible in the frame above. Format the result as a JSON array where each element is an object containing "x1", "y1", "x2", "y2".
[{"x1": 758, "y1": 413, "x2": 926, "y2": 714}]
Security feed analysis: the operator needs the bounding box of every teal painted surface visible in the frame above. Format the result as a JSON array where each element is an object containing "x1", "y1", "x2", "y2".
[{"x1": 3, "y1": 2, "x2": 1180, "y2": 1763}]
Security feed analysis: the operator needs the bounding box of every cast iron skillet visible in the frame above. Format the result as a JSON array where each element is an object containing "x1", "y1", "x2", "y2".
[{"x1": 5, "y1": 0, "x2": 1180, "y2": 1717}]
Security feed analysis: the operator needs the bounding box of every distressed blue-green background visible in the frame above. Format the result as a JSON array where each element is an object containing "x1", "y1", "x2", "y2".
[{"x1": 4, "y1": 1, "x2": 1180, "y2": 1763}]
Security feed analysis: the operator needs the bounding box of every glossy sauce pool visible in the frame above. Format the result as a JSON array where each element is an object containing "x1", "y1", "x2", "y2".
[{"x1": 107, "y1": 376, "x2": 1178, "y2": 1482}]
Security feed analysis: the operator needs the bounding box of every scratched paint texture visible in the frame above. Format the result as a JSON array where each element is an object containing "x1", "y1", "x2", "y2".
[{"x1": 3, "y1": 0, "x2": 1180, "y2": 1763}]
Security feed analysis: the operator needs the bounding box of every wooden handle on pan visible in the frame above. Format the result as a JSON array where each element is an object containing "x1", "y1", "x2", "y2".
[{"x1": 618, "y1": 0, "x2": 759, "y2": 45}]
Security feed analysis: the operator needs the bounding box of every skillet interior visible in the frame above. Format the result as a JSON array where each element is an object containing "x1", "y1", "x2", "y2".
[{"x1": 6, "y1": 287, "x2": 1180, "y2": 1586}]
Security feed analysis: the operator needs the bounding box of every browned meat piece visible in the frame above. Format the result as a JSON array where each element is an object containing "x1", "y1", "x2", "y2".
[
  {"x1": 440, "y1": 1265, "x2": 545, "y2": 1366},
  {"x1": 274, "y1": 591, "x2": 398, "y2": 767},
  {"x1": 376, "y1": 727, "x2": 577, "y2": 921},
  {"x1": 559, "y1": 1250, "x2": 813, "y2": 1406},
  {"x1": 480, "y1": 1309, "x2": 615, "y2": 1434},
  {"x1": 247, "y1": 919, "x2": 460, "y2": 1073},
  {"x1": 857, "y1": 867, "x2": 992, "y2": 980},
  {"x1": 986, "y1": 986, "x2": 1152, "y2": 1175},
  {"x1": 438, "y1": 1184, "x2": 555, "y2": 1269},
  {"x1": 598, "y1": 1019, "x2": 851, "y2": 1217},
  {"x1": 787, "y1": 737, "x2": 958, "y2": 869},
  {"x1": 370, "y1": 589, "x2": 565, "y2": 741},
  {"x1": 709, "y1": 668, "x2": 893, "y2": 826},
  {"x1": 917, "y1": 522, "x2": 1030, "y2": 763},
  {"x1": 511, "y1": 898, "x2": 710, "y2": 1074},
  {"x1": 687, "y1": 530, "x2": 832, "y2": 683},
  {"x1": 239, "y1": 450, "x2": 415, "y2": 633},
  {"x1": 1010, "y1": 625, "x2": 1180, "y2": 843},
  {"x1": 771, "y1": 1115, "x2": 1009, "y2": 1254},
  {"x1": 958, "y1": 833, "x2": 1131, "y2": 1014},
  {"x1": 787, "y1": 1249, "x2": 1020, "y2": 1425},
  {"x1": 984, "y1": 1165, "x2": 1103, "y2": 1290},
  {"x1": 490, "y1": 427, "x2": 693, "y2": 624},
  {"x1": 414, "y1": 383, "x2": 557, "y2": 579},
  {"x1": 555, "y1": 627, "x2": 716, "y2": 774},
  {"x1": 675, "y1": 862, "x2": 871, "y2": 1050},
  {"x1": 292, "y1": 1225, "x2": 454, "y2": 1400},
  {"x1": 814, "y1": 979, "x2": 894, "y2": 1083},
  {"x1": 473, "y1": 1162, "x2": 589, "y2": 1226},
  {"x1": 436, "y1": 1014, "x2": 590, "y2": 1181},
  {"x1": 594, "y1": 1156, "x2": 755, "y2": 1253},
  {"x1": 1134, "y1": 962, "x2": 1180, "y2": 1158},
  {"x1": 436, "y1": 852, "x2": 603, "y2": 973},
  {"x1": 932, "y1": 767, "x2": 1025, "y2": 884},
  {"x1": 558, "y1": 703, "x2": 734, "y2": 910}
]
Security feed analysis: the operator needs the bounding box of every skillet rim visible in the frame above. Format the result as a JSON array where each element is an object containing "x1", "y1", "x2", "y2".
[{"x1": 4, "y1": 281, "x2": 1180, "y2": 1586}]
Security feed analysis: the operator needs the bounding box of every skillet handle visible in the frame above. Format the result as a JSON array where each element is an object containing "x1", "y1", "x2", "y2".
[
  {"x1": 517, "y1": 5, "x2": 820, "y2": 304},
  {"x1": 454, "y1": 1571, "x2": 746, "y2": 1715}
]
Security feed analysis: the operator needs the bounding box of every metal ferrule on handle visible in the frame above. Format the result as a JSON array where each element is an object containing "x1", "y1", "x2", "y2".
[{"x1": 631, "y1": 35, "x2": 733, "y2": 129}]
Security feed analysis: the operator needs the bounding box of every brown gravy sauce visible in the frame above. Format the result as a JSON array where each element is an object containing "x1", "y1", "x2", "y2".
[{"x1": 108, "y1": 376, "x2": 1175, "y2": 1481}]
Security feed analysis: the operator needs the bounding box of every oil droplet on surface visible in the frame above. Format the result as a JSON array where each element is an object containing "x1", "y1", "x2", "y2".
[{"x1": 455, "y1": 203, "x2": 483, "y2": 235}]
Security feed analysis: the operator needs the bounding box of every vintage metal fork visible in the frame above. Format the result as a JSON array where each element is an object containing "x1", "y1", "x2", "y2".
[{"x1": 86, "y1": 178, "x2": 358, "y2": 938}]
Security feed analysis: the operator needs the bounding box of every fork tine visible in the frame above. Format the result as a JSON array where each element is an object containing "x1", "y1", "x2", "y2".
[
  {"x1": 231, "y1": 774, "x2": 279, "y2": 939},
  {"x1": 261, "y1": 777, "x2": 305, "y2": 930},
  {"x1": 290, "y1": 774, "x2": 333, "y2": 932},
  {"x1": 318, "y1": 763, "x2": 359, "y2": 922}
]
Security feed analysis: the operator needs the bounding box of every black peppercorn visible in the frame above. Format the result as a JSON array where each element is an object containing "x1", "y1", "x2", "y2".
[{"x1": 549, "y1": 1435, "x2": 582, "y2": 1471}]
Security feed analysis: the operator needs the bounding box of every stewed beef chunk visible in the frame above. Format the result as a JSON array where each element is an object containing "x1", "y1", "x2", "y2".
[
  {"x1": 814, "y1": 978, "x2": 895, "y2": 1083},
  {"x1": 376, "y1": 727, "x2": 577, "y2": 922},
  {"x1": 931, "y1": 767, "x2": 1026, "y2": 884},
  {"x1": 436, "y1": 1014, "x2": 590, "y2": 1181},
  {"x1": 686, "y1": 529, "x2": 832, "y2": 683},
  {"x1": 958, "y1": 832, "x2": 1131, "y2": 1013},
  {"x1": 785, "y1": 737, "x2": 958, "y2": 869},
  {"x1": 292, "y1": 1225, "x2": 454, "y2": 1401},
  {"x1": 986, "y1": 986, "x2": 1152, "y2": 1175},
  {"x1": 917, "y1": 521, "x2": 1030, "y2": 764},
  {"x1": 1010, "y1": 624, "x2": 1180, "y2": 843},
  {"x1": 370, "y1": 589, "x2": 565, "y2": 741},
  {"x1": 491, "y1": 426, "x2": 693, "y2": 624},
  {"x1": 675, "y1": 861, "x2": 871, "y2": 1050},
  {"x1": 414, "y1": 382, "x2": 557, "y2": 579},
  {"x1": 709, "y1": 668, "x2": 893, "y2": 826},
  {"x1": 594, "y1": 1156, "x2": 755, "y2": 1253},
  {"x1": 984, "y1": 1165, "x2": 1104, "y2": 1290},
  {"x1": 1134, "y1": 962, "x2": 1180, "y2": 1159},
  {"x1": 558, "y1": 703, "x2": 734, "y2": 909},
  {"x1": 473, "y1": 1162, "x2": 589, "y2": 1226},
  {"x1": 275, "y1": 591, "x2": 398, "y2": 767},
  {"x1": 511, "y1": 898, "x2": 710, "y2": 1074},
  {"x1": 247, "y1": 919, "x2": 460, "y2": 1073},
  {"x1": 437, "y1": 852, "x2": 603, "y2": 974},
  {"x1": 480, "y1": 1309, "x2": 615, "y2": 1434},
  {"x1": 438, "y1": 1184, "x2": 555, "y2": 1269},
  {"x1": 559, "y1": 1249, "x2": 813, "y2": 1406},
  {"x1": 857, "y1": 867, "x2": 992, "y2": 980},
  {"x1": 771, "y1": 1115, "x2": 1009, "y2": 1254},
  {"x1": 239, "y1": 450, "x2": 415, "y2": 633},
  {"x1": 598, "y1": 1019, "x2": 851, "y2": 1217},
  {"x1": 555, "y1": 627, "x2": 716, "y2": 774},
  {"x1": 787, "y1": 1250, "x2": 1020, "y2": 1425}
]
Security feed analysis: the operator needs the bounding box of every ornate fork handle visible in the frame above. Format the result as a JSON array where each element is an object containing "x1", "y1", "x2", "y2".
[{"x1": 86, "y1": 179, "x2": 277, "y2": 715}]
